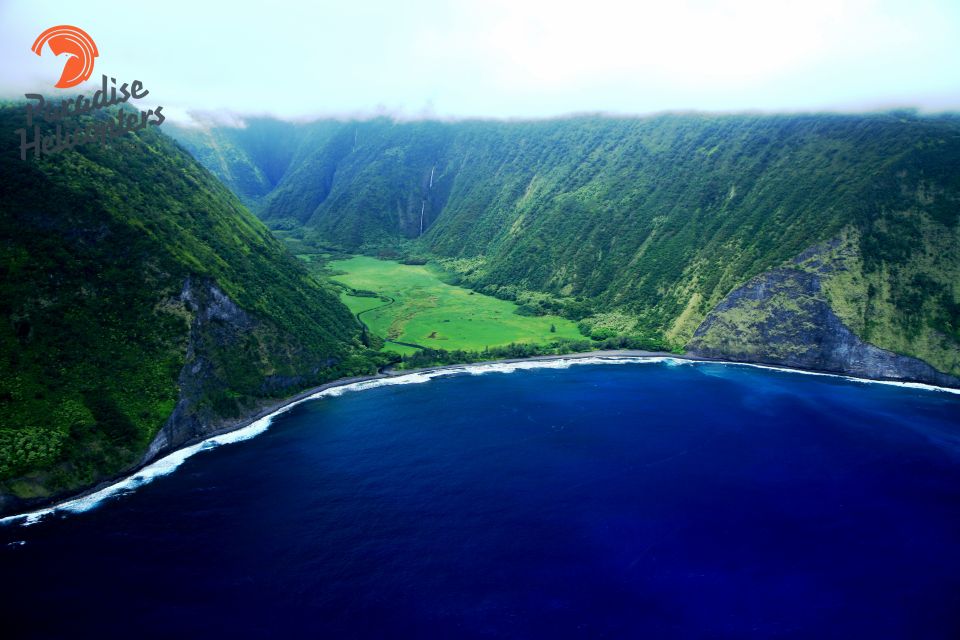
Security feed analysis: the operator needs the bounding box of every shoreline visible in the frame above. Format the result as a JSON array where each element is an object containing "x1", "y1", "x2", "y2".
[{"x1": 3, "y1": 349, "x2": 958, "y2": 525}]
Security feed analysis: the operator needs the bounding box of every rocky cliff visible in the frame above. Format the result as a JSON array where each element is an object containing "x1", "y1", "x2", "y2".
[
  {"x1": 0, "y1": 104, "x2": 382, "y2": 517},
  {"x1": 141, "y1": 277, "x2": 343, "y2": 463},
  {"x1": 687, "y1": 264, "x2": 960, "y2": 388}
]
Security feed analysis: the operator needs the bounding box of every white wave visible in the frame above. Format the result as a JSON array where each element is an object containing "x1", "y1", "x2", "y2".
[
  {"x1": 311, "y1": 371, "x2": 438, "y2": 398},
  {"x1": 2, "y1": 354, "x2": 955, "y2": 527},
  {"x1": 714, "y1": 361, "x2": 960, "y2": 396},
  {"x1": 0, "y1": 371, "x2": 439, "y2": 527},
  {"x1": 460, "y1": 355, "x2": 681, "y2": 376}
]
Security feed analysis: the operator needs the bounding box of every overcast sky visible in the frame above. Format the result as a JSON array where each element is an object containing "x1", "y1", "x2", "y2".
[{"x1": 1, "y1": 0, "x2": 958, "y2": 124}]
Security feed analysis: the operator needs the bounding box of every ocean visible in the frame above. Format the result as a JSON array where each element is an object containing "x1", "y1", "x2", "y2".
[{"x1": 2, "y1": 359, "x2": 959, "y2": 638}]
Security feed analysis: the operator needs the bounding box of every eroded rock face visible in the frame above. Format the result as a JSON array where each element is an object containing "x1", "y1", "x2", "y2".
[
  {"x1": 143, "y1": 277, "x2": 340, "y2": 462},
  {"x1": 143, "y1": 277, "x2": 252, "y2": 461},
  {"x1": 687, "y1": 267, "x2": 960, "y2": 388}
]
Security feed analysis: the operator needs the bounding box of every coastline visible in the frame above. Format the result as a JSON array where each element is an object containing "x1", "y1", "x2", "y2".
[{"x1": 3, "y1": 349, "x2": 958, "y2": 526}]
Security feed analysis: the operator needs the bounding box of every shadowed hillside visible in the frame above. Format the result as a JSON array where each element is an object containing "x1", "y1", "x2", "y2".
[{"x1": 0, "y1": 106, "x2": 388, "y2": 514}]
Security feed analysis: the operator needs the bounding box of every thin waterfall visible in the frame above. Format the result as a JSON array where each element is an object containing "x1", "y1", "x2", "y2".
[{"x1": 421, "y1": 166, "x2": 434, "y2": 237}]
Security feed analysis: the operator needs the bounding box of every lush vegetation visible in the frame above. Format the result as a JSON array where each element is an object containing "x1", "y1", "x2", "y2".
[
  {"x1": 5, "y1": 106, "x2": 956, "y2": 510},
  {"x1": 327, "y1": 255, "x2": 581, "y2": 353},
  {"x1": 0, "y1": 106, "x2": 380, "y2": 504},
  {"x1": 6, "y1": 103, "x2": 953, "y2": 513},
  {"x1": 392, "y1": 333, "x2": 674, "y2": 370},
  {"x1": 801, "y1": 225, "x2": 960, "y2": 374},
  {"x1": 174, "y1": 112, "x2": 960, "y2": 373}
]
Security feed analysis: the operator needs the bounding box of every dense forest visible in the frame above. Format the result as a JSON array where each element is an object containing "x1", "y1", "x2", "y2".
[
  {"x1": 0, "y1": 106, "x2": 385, "y2": 511},
  {"x1": 173, "y1": 113, "x2": 960, "y2": 374}
]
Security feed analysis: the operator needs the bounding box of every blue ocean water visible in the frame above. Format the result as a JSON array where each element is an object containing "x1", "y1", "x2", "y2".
[{"x1": 2, "y1": 360, "x2": 959, "y2": 639}]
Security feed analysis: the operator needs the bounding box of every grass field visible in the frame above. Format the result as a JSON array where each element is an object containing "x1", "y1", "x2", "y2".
[{"x1": 328, "y1": 256, "x2": 582, "y2": 353}]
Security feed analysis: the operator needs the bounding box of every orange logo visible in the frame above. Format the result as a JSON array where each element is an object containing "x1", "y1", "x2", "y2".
[{"x1": 31, "y1": 25, "x2": 99, "y2": 89}]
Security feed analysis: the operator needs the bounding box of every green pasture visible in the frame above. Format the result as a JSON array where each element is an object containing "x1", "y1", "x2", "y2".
[{"x1": 328, "y1": 256, "x2": 581, "y2": 352}]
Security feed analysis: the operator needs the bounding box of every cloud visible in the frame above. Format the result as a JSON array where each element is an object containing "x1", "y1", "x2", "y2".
[{"x1": 1, "y1": 0, "x2": 957, "y2": 120}]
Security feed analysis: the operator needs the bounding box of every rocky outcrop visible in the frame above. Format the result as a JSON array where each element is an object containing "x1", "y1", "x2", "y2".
[
  {"x1": 142, "y1": 277, "x2": 339, "y2": 463},
  {"x1": 0, "y1": 275, "x2": 352, "y2": 518},
  {"x1": 142, "y1": 278, "x2": 244, "y2": 461},
  {"x1": 687, "y1": 267, "x2": 960, "y2": 388}
]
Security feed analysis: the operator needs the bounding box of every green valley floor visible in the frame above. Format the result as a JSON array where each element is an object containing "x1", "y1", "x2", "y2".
[{"x1": 328, "y1": 256, "x2": 581, "y2": 355}]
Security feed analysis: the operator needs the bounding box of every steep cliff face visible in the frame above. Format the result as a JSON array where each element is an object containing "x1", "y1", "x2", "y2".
[
  {"x1": 142, "y1": 277, "x2": 340, "y2": 462},
  {"x1": 0, "y1": 105, "x2": 381, "y2": 516},
  {"x1": 687, "y1": 266, "x2": 960, "y2": 388},
  {"x1": 687, "y1": 217, "x2": 959, "y2": 387}
]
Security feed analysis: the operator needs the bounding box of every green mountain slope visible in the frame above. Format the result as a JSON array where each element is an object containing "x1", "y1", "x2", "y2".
[
  {"x1": 167, "y1": 117, "x2": 300, "y2": 210},
  {"x1": 0, "y1": 106, "x2": 383, "y2": 514},
  {"x1": 174, "y1": 113, "x2": 960, "y2": 379}
]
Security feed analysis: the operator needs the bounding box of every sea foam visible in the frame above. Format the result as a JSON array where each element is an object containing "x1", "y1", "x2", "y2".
[
  {"x1": 0, "y1": 370, "x2": 443, "y2": 527},
  {"x1": 2, "y1": 355, "x2": 955, "y2": 527}
]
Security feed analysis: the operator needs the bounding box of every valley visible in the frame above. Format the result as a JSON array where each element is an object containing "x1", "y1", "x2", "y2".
[
  {"x1": 171, "y1": 113, "x2": 960, "y2": 381},
  {"x1": 4, "y1": 106, "x2": 959, "y2": 517},
  {"x1": 4, "y1": 3, "x2": 959, "y2": 635},
  {"x1": 327, "y1": 255, "x2": 582, "y2": 355}
]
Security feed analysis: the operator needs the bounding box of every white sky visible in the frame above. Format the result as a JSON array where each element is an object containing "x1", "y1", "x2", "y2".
[{"x1": 1, "y1": 0, "x2": 958, "y2": 124}]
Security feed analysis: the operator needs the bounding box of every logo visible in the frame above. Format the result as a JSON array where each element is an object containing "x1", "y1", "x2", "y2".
[
  {"x1": 31, "y1": 25, "x2": 99, "y2": 89},
  {"x1": 17, "y1": 25, "x2": 164, "y2": 160}
]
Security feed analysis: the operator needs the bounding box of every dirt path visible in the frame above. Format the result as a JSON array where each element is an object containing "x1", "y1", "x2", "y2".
[{"x1": 354, "y1": 294, "x2": 428, "y2": 351}]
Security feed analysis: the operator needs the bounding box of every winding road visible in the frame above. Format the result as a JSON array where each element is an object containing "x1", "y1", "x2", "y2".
[{"x1": 354, "y1": 294, "x2": 428, "y2": 351}]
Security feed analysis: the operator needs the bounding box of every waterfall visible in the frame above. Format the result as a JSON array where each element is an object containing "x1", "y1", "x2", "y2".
[{"x1": 421, "y1": 167, "x2": 434, "y2": 237}]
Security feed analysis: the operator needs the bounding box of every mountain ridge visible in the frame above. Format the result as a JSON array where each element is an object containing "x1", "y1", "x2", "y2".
[
  {"x1": 171, "y1": 112, "x2": 960, "y2": 381},
  {"x1": 0, "y1": 105, "x2": 387, "y2": 515}
]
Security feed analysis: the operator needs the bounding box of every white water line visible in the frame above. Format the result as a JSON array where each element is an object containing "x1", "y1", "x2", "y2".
[{"x1": 2, "y1": 356, "x2": 956, "y2": 527}]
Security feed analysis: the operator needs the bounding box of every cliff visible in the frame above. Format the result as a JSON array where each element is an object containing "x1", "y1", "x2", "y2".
[
  {"x1": 0, "y1": 105, "x2": 384, "y2": 517},
  {"x1": 687, "y1": 233, "x2": 960, "y2": 387}
]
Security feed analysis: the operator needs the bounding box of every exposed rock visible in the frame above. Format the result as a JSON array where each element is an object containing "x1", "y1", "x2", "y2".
[
  {"x1": 142, "y1": 277, "x2": 339, "y2": 462},
  {"x1": 687, "y1": 267, "x2": 960, "y2": 388}
]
